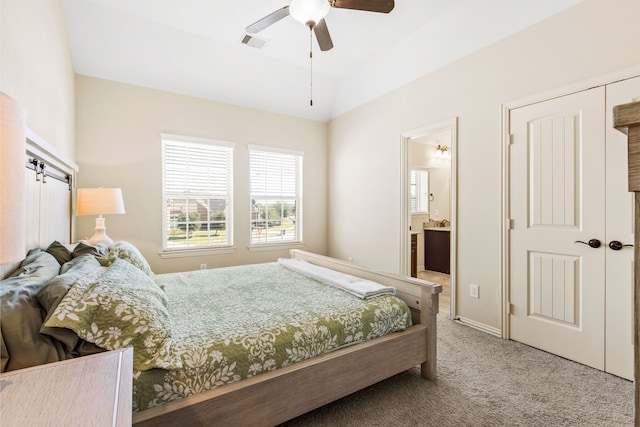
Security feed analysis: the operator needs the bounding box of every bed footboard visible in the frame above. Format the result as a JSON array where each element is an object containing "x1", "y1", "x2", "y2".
[
  {"x1": 289, "y1": 250, "x2": 442, "y2": 379},
  {"x1": 133, "y1": 326, "x2": 427, "y2": 426}
]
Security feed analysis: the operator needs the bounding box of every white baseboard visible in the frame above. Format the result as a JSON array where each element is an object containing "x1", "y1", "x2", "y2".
[{"x1": 453, "y1": 316, "x2": 501, "y2": 337}]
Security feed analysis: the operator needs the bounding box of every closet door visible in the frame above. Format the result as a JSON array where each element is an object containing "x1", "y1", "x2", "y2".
[
  {"x1": 604, "y1": 76, "x2": 640, "y2": 380},
  {"x1": 509, "y1": 87, "x2": 606, "y2": 370},
  {"x1": 509, "y1": 77, "x2": 639, "y2": 380}
]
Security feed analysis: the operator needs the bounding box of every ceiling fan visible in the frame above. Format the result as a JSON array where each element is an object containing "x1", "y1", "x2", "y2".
[{"x1": 245, "y1": 0, "x2": 395, "y2": 51}]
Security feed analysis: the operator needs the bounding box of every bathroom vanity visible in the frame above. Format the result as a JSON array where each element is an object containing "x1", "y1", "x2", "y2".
[{"x1": 424, "y1": 227, "x2": 450, "y2": 274}]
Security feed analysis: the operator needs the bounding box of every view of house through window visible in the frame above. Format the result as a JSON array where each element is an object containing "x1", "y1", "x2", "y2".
[
  {"x1": 162, "y1": 135, "x2": 234, "y2": 250},
  {"x1": 249, "y1": 146, "x2": 302, "y2": 244}
]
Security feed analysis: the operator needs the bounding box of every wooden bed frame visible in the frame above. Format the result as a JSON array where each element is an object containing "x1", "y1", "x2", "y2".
[
  {"x1": 20, "y1": 129, "x2": 442, "y2": 426},
  {"x1": 613, "y1": 100, "x2": 640, "y2": 427},
  {"x1": 132, "y1": 250, "x2": 441, "y2": 426}
]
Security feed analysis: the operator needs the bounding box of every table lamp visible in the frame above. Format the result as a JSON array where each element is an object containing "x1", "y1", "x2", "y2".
[{"x1": 76, "y1": 188, "x2": 125, "y2": 245}]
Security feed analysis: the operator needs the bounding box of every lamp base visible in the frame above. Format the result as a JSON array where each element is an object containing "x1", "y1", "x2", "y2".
[{"x1": 87, "y1": 215, "x2": 113, "y2": 245}]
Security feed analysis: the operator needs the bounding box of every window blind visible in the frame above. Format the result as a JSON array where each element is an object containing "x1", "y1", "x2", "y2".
[
  {"x1": 249, "y1": 148, "x2": 302, "y2": 244},
  {"x1": 162, "y1": 137, "x2": 233, "y2": 250},
  {"x1": 411, "y1": 169, "x2": 429, "y2": 214}
]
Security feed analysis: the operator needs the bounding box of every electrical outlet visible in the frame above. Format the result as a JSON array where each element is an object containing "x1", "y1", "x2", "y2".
[
  {"x1": 200, "y1": 263, "x2": 207, "y2": 270},
  {"x1": 470, "y1": 283, "x2": 479, "y2": 299}
]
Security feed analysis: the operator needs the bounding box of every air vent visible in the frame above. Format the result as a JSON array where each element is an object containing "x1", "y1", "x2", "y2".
[{"x1": 241, "y1": 34, "x2": 266, "y2": 49}]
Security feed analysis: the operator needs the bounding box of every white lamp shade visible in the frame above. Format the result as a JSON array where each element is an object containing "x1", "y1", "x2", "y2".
[
  {"x1": 289, "y1": 0, "x2": 330, "y2": 26},
  {"x1": 76, "y1": 188, "x2": 125, "y2": 216},
  {"x1": 0, "y1": 92, "x2": 26, "y2": 264}
]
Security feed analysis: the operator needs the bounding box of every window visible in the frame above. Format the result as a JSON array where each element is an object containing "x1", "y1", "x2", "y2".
[
  {"x1": 411, "y1": 169, "x2": 429, "y2": 214},
  {"x1": 162, "y1": 134, "x2": 234, "y2": 251},
  {"x1": 249, "y1": 146, "x2": 302, "y2": 245}
]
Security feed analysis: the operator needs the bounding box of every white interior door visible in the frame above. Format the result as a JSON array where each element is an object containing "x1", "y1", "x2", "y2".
[
  {"x1": 509, "y1": 77, "x2": 639, "y2": 380},
  {"x1": 604, "y1": 76, "x2": 640, "y2": 380},
  {"x1": 509, "y1": 87, "x2": 606, "y2": 370}
]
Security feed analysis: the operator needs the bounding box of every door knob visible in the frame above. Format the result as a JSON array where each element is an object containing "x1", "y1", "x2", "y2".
[
  {"x1": 608, "y1": 240, "x2": 634, "y2": 251},
  {"x1": 574, "y1": 239, "x2": 601, "y2": 248}
]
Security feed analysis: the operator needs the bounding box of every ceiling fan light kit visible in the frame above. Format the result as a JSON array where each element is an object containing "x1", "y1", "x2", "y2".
[
  {"x1": 289, "y1": 0, "x2": 330, "y2": 27},
  {"x1": 244, "y1": 0, "x2": 395, "y2": 50}
]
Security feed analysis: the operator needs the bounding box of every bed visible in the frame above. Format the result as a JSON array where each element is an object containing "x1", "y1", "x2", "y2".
[{"x1": 1, "y1": 130, "x2": 442, "y2": 426}]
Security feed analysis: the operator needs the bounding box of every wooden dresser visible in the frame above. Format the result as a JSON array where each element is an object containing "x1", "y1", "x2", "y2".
[{"x1": 0, "y1": 348, "x2": 133, "y2": 427}]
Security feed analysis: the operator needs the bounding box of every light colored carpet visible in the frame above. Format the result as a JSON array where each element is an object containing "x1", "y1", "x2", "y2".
[{"x1": 281, "y1": 313, "x2": 633, "y2": 426}]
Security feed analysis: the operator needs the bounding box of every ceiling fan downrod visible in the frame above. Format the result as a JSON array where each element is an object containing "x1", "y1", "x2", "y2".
[{"x1": 308, "y1": 23, "x2": 314, "y2": 107}]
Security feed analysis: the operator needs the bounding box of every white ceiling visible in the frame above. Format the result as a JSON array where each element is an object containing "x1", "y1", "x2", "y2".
[{"x1": 62, "y1": 0, "x2": 582, "y2": 122}]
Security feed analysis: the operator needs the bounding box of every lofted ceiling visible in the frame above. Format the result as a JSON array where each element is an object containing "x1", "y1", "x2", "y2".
[{"x1": 62, "y1": 0, "x2": 582, "y2": 122}]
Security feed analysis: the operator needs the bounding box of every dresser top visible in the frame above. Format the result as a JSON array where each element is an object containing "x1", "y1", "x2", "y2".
[{"x1": 0, "y1": 348, "x2": 133, "y2": 427}]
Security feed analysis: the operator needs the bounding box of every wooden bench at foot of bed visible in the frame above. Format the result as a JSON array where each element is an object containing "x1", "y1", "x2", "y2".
[{"x1": 133, "y1": 250, "x2": 441, "y2": 427}]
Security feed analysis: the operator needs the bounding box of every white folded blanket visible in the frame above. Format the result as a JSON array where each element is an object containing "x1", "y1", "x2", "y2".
[{"x1": 278, "y1": 258, "x2": 396, "y2": 299}]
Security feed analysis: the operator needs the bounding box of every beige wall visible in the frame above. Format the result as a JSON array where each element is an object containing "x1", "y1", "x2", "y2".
[
  {"x1": 429, "y1": 168, "x2": 450, "y2": 222},
  {"x1": 75, "y1": 76, "x2": 328, "y2": 273},
  {"x1": 0, "y1": 0, "x2": 75, "y2": 159},
  {"x1": 327, "y1": 0, "x2": 640, "y2": 331},
  {"x1": 0, "y1": 0, "x2": 74, "y2": 277}
]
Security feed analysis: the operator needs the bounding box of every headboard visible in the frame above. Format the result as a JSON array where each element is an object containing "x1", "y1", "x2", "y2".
[{"x1": 0, "y1": 128, "x2": 77, "y2": 278}]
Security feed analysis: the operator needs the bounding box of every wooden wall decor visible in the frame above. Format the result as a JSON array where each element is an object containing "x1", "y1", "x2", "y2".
[{"x1": 613, "y1": 100, "x2": 640, "y2": 427}]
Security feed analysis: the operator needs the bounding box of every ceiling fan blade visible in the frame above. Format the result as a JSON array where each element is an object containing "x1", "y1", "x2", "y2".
[
  {"x1": 313, "y1": 19, "x2": 334, "y2": 51},
  {"x1": 246, "y1": 6, "x2": 290, "y2": 34},
  {"x1": 330, "y1": 0, "x2": 394, "y2": 13}
]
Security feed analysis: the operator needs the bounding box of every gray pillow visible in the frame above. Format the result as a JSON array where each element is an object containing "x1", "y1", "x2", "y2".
[
  {"x1": 1, "y1": 250, "x2": 63, "y2": 372},
  {"x1": 72, "y1": 241, "x2": 109, "y2": 258},
  {"x1": 8, "y1": 249, "x2": 60, "y2": 279},
  {"x1": 38, "y1": 254, "x2": 101, "y2": 313},
  {"x1": 45, "y1": 241, "x2": 73, "y2": 265}
]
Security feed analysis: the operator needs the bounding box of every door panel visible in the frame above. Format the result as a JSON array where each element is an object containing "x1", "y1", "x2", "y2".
[
  {"x1": 604, "y1": 76, "x2": 640, "y2": 380},
  {"x1": 529, "y1": 113, "x2": 578, "y2": 228},
  {"x1": 529, "y1": 252, "x2": 578, "y2": 325},
  {"x1": 509, "y1": 87, "x2": 606, "y2": 370}
]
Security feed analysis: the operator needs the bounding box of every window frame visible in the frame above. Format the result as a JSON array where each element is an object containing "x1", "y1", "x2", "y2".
[
  {"x1": 161, "y1": 134, "x2": 235, "y2": 256},
  {"x1": 248, "y1": 145, "x2": 303, "y2": 247}
]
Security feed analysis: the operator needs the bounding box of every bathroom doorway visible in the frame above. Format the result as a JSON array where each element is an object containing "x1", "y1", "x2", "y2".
[{"x1": 400, "y1": 118, "x2": 457, "y2": 316}]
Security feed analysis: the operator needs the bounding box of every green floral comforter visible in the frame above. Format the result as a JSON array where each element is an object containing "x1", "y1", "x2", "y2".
[{"x1": 133, "y1": 262, "x2": 411, "y2": 411}]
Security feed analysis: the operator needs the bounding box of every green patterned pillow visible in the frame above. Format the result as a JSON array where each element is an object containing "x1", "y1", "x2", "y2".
[
  {"x1": 44, "y1": 258, "x2": 181, "y2": 372},
  {"x1": 106, "y1": 241, "x2": 154, "y2": 277}
]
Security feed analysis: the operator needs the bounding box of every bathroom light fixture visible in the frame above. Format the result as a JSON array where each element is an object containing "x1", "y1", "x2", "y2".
[
  {"x1": 76, "y1": 187, "x2": 125, "y2": 245},
  {"x1": 436, "y1": 145, "x2": 450, "y2": 158}
]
